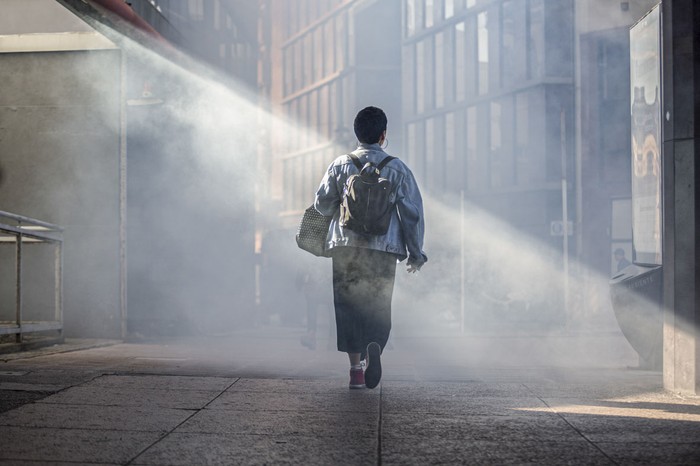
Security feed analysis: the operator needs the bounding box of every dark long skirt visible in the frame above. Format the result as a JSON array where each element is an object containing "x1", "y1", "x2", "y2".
[{"x1": 331, "y1": 247, "x2": 397, "y2": 354}]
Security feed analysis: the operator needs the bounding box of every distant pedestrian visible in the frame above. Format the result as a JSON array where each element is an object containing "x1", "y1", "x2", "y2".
[
  {"x1": 295, "y1": 265, "x2": 333, "y2": 350},
  {"x1": 614, "y1": 248, "x2": 631, "y2": 272},
  {"x1": 314, "y1": 106, "x2": 428, "y2": 389}
]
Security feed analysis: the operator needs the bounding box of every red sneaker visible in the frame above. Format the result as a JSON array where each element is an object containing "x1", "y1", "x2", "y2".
[{"x1": 349, "y1": 368, "x2": 365, "y2": 389}]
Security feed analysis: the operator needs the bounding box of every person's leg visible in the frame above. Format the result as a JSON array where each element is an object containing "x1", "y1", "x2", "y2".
[
  {"x1": 364, "y1": 254, "x2": 397, "y2": 351},
  {"x1": 359, "y1": 250, "x2": 397, "y2": 389},
  {"x1": 332, "y1": 248, "x2": 365, "y2": 354},
  {"x1": 348, "y1": 352, "x2": 361, "y2": 366},
  {"x1": 332, "y1": 248, "x2": 367, "y2": 388}
]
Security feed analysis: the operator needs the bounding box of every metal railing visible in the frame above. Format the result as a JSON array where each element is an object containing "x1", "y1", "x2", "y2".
[{"x1": 0, "y1": 211, "x2": 63, "y2": 343}]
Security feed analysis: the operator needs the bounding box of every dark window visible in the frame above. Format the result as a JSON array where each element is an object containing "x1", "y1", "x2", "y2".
[
  {"x1": 528, "y1": 0, "x2": 545, "y2": 80},
  {"x1": 502, "y1": 0, "x2": 527, "y2": 88}
]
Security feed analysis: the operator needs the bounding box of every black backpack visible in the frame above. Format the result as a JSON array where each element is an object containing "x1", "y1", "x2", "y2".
[{"x1": 339, "y1": 153, "x2": 396, "y2": 235}]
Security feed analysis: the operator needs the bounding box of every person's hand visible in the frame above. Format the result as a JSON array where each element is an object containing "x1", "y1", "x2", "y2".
[{"x1": 407, "y1": 264, "x2": 420, "y2": 273}]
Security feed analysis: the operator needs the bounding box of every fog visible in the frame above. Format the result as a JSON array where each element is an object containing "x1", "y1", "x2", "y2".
[{"x1": 1, "y1": 0, "x2": 670, "y2": 378}]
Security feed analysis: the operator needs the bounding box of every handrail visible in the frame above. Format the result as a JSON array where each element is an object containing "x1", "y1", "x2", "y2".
[
  {"x1": 0, "y1": 210, "x2": 64, "y2": 232},
  {"x1": 0, "y1": 210, "x2": 64, "y2": 345}
]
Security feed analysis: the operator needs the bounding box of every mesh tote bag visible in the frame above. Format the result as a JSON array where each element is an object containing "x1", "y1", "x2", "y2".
[{"x1": 296, "y1": 205, "x2": 332, "y2": 257}]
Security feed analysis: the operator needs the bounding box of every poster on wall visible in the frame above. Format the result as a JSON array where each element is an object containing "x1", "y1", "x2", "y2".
[{"x1": 629, "y1": 5, "x2": 662, "y2": 266}]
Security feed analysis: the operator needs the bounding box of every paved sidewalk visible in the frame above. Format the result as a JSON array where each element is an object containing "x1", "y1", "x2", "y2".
[{"x1": 0, "y1": 331, "x2": 698, "y2": 465}]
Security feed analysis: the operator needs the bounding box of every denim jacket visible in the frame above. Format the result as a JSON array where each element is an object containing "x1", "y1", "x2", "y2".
[{"x1": 314, "y1": 143, "x2": 428, "y2": 268}]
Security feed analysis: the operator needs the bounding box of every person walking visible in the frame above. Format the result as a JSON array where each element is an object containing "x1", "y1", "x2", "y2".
[{"x1": 314, "y1": 106, "x2": 427, "y2": 389}]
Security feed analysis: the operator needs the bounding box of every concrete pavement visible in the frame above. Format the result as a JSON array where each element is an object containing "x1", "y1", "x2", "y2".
[{"x1": 0, "y1": 329, "x2": 699, "y2": 465}]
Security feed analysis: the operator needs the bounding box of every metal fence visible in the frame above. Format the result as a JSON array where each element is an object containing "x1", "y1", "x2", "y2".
[{"x1": 0, "y1": 211, "x2": 63, "y2": 344}]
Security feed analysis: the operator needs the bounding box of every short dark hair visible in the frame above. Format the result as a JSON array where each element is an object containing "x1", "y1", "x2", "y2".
[{"x1": 353, "y1": 106, "x2": 387, "y2": 144}]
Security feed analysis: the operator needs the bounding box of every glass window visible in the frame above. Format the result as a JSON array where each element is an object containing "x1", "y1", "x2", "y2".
[
  {"x1": 455, "y1": 22, "x2": 465, "y2": 101},
  {"x1": 329, "y1": 82, "x2": 338, "y2": 141},
  {"x1": 466, "y1": 0, "x2": 476, "y2": 8},
  {"x1": 309, "y1": 91, "x2": 318, "y2": 145},
  {"x1": 528, "y1": 0, "x2": 545, "y2": 80},
  {"x1": 406, "y1": 0, "x2": 417, "y2": 37},
  {"x1": 402, "y1": 43, "x2": 416, "y2": 116},
  {"x1": 502, "y1": 0, "x2": 527, "y2": 88},
  {"x1": 443, "y1": 27, "x2": 455, "y2": 105},
  {"x1": 490, "y1": 100, "x2": 501, "y2": 187},
  {"x1": 295, "y1": 155, "x2": 304, "y2": 209},
  {"x1": 465, "y1": 16, "x2": 477, "y2": 97},
  {"x1": 466, "y1": 106, "x2": 478, "y2": 191},
  {"x1": 501, "y1": 96, "x2": 515, "y2": 186},
  {"x1": 477, "y1": 11, "x2": 489, "y2": 95},
  {"x1": 287, "y1": 2, "x2": 298, "y2": 38},
  {"x1": 323, "y1": 21, "x2": 334, "y2": 77},
  {"x1": 435, "y1": 31, "x2": 445, "y2": 108},
  {"x1": 347, "y1": 11, "x2": 355, "y2": 66},
  {"x1": 294, "y1": 42, "x2": 302, "y2": 92},
  {"x1": 284, "y1": 159, "x2": 293, "y2": 210},
  {"x1": 342, "y1": 75, "x2": 355, "y2": 131},
  {"x1": 188, "y1": 0, "x2": 203, "y2": 21},
  {"x1": 515, "y1": 91, "x2": 529, "y2": 185},
  {"x1": 308, "y1": 0, "x2": 318, "y2": 23},
  {"x1": 414, "y1": 0, "x2": 424, "y2": 33},
  {"x1": 299, "y1": 96, "x2": 308, "y2": 148},
  {"x1": 416, "y1": 39, "x2": 425, "y2": 114},
  {"x1": 445, "y1": 0, "x2": 454, "y2": 19},
  {"x1": 298, "y1": 0, "x2": 308, "y2": 30},
  {"x1": 335, "y1": 14, "x2": 345, "y2": 71},
  {"x1": 445, "y1": 112, "x2": 458, "y2": 192},
  {"x1": 425, "y1": 0, "x2": 434, "y2": 28},
  {"x1": 425, "y1": 118, "x2": 435, "y2": 190},
  {"x1": 424, "y1": 35, "x2": 435, "y2": 110},
  {"x1": 319, "y1": 85, "x2": 329, "y2": 141},
  {"x1": 406, "y1": 122, "x2": 416, "y2": 166},
  {"x1": 546, "y1": 0, "x2": 574, "y2": 78},
  {"x1": 283, "y1": 47, "x2": 293, "y2": 96},
  {"x1": 314, "y1": 27, "x2": 323, "y2": 82},
  {"x1": 477, "y1": 9, "x2": 499, "y2": 95},
  {"x1": 303, "y1": 35, "x2": 313, "y2": 88},
  {"x1": 446, "y1": 113, "x2": 455, "y2": 162},
  {"x1": 434, "y1": 115, "x2": 446, "y2": 191}
]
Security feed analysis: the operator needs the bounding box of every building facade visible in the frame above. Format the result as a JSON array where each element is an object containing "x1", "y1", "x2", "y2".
[
  {"x1": 259, "y1": 0, "x2": 576, "y2": 326},
  {"x1": 259, "y1": 0, "x2": 402, "y2": 229},
  {"x1": 128, "y1": 0, "x2": 258, "y2": 86},
  {"x1": 402, "y1": 0, "x2": 574, "y2": 243}
]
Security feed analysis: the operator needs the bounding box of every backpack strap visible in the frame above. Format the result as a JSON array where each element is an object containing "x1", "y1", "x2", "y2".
[
  {"x1": 377, "y1": 156, "x2": 396, "y2": 171},
  {"x1": 349, "y1": 153, "x2": 395, "y2": 171},
  {"x1": 348, "y1": 153, "x2": 363, "y2": 171}
]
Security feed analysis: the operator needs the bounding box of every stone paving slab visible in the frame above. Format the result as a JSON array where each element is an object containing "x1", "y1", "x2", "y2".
[
  {"x1": 596, "y1": 441, "x2": 700, "y2": 465},
  {"x1": 0, "y1": 390, "x2": 53, "y2": 414},
  {"x1": 37, "y1": 386, "x2": 220, "y2": 409},
  {"x1": 380, "y1": 438, "x2": 614, "y2": 465},
  {"x1": 0, "y1": 382, "x2": 66, "y2": 392},
  {"x1": 207, "y1": 389, "x2": 379, "y2": 413},
  {"x1": 0, "y1": 426, "x2": 162, "y2": 464},
  {"x1": 0, "y1": 369, "x2": 99, "y2": 387},
  {"x1": 558, "y1": 414, "x2": 700, "y2": 443},
  {"x1": 176, "y1": 408, "x2": 377, "y2": 438},
  {"x1": 382, "y1": 412, "x2": 583, "y2": 442},
  {"x1": 381, "y1": 393, "x2": 551, "y2": 416},
  {"x1": 83, "y1": 374, "x2": 237, "y2": 392},
  {"x1": 0, "y1": 462, "x2": 118, "y2": 466},
  {"x1": 381, "y1": 381, "x2": 534, "y2": 398},
  {"x1": 0, "y1": 402, "x2": 193, "y2": 432},
  {"x1": 228, "y1": 377, "x2": 353, "y2": 394},
  {"x1": 130, "y1": 432, "x2": 377, "y2": 466}
]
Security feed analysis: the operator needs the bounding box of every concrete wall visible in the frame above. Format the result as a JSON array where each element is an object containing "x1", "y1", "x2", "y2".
[
  {"x1": 662, "y1": 0, "x2": 700, "y2": 395},
  {"x1": 0, "y1": 50, "x2": 123, "y2": 338}
]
